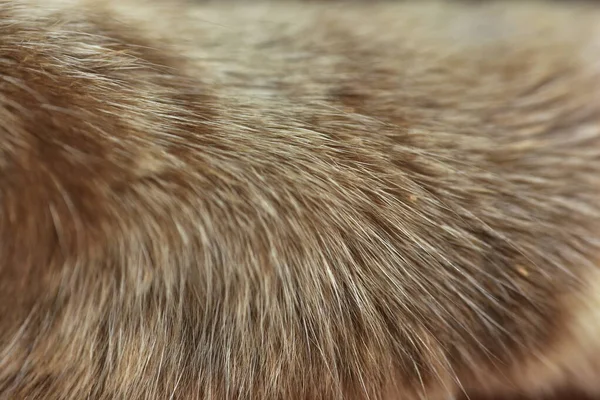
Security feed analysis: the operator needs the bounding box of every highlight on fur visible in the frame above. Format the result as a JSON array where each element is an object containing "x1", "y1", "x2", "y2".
[{"x1": 1, "y1": 1, "x2": 600, "y2": 399}]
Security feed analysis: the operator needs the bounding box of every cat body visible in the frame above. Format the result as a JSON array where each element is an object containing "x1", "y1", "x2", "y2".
[{"x1": 1, "y1": 1, "x2": 600, "y2": 399}]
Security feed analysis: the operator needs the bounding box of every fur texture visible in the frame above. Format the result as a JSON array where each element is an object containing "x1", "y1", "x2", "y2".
[{"x1": 0, "y1": 0, "x2": 600, "y2": 399}]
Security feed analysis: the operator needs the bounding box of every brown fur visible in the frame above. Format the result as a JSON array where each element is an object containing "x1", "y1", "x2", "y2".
[{"x1": 1, "y1": 0, "x2": 600, "y2": 399}]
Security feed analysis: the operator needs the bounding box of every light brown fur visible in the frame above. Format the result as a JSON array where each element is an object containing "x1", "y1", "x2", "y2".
[{"x1": 1, "y1": 1, "x2": 600, "y2": 399}]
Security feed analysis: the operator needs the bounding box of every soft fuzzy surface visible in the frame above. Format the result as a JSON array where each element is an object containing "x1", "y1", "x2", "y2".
[{"x1": 1, "y1": 1, "x2": 600, "y2": 399}]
